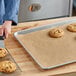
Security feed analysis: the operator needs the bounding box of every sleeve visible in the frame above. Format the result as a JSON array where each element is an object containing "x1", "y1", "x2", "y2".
[
  {"x1": 73, "y1": 0, "x2": 76, "y2": 9},
  {"x1": 3, "y1": 0, "x2": 20, "y2": 25},
  {"x1": 0, "y1": 0, "x2": 5, "y2": 25}
]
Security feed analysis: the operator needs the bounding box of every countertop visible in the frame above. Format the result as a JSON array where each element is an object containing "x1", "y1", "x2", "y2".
[{"x1": 5, "y1": 17, "x2": 76, "y2": 76}]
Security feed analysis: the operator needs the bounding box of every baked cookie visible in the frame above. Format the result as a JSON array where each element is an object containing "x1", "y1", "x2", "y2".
[
  {"x1": 49, "y1": 28, "x2": 64, "y2": 38},
  {"x1": 67, "y1": 23, "x2": 76, "y2": 32},
  {"x1": 0, "y1": 48, "x2": 8, "y2": 58},
  {"x1": 0, "y1": 61, "x2": 16, "y2": 73}
]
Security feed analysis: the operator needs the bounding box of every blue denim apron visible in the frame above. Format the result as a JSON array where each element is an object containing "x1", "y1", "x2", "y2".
[
  {"x1": 74, "y1": 0, "x2": 76, "y2": 9},
  {"x1": 0, "y1": 0, "x2": 20, "y2": 25}
]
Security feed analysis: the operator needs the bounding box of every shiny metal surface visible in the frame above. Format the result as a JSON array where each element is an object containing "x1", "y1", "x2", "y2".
[{"x1": 0, "y1": 40, "x2": 5, "y2": 48}]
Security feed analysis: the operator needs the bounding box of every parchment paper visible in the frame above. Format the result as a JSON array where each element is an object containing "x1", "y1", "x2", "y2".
[{"x1": 17, "y1": 24, "x2": 76, "y2": 69}]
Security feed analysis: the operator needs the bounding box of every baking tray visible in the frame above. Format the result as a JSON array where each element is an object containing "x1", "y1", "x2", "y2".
[
  {"x1": 14, "y1": 18, "x2": 76, "y2": 69},
  {"x1": 0, "y1": 49, "x2": 21, "y2": 76}
]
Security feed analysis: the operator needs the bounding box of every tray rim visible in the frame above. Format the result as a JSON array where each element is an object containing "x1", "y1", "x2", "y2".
[{"x1": 14, "y1": 18, "x2": 76, "y2": 69}]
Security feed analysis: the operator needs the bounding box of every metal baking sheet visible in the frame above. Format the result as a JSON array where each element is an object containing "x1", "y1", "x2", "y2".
[
  {"x1": 14, "y1": 18, "x2": 76, "y2": 69},
  {"x1": 0, "y1": 49, "x2": 21, "y2": 76}
]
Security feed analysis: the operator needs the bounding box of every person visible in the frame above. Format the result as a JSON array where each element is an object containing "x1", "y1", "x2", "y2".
[{"x1": 0, "y1": 0, "x2": 20, "y2": 38}]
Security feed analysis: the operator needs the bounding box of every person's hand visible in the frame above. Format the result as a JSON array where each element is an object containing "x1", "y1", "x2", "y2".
[{"x1": 0, "y1": 21, "x2": 12, "y2": 38}]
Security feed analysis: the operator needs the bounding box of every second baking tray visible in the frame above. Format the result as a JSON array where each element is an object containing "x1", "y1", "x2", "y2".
[
  {"x1": 14, "y1": 18, "x2": 76, "y2": 69},
  {"x1": 0, "y1": 49, "x2": 21, "y2": 76}
]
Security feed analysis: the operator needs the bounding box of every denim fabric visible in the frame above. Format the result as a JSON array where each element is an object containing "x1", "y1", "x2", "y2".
[
  {"x1": 74, "y1": 0, "x2": 76, "y2": 8},
  {"x1": 0, "y1": 0, "x2": 20, "y2": 25}
]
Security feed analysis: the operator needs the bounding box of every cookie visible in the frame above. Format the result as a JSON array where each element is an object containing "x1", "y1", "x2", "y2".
[
  {"x1": 67, "y1": 23, "x2": 76, "y2": 32},
  {"x1": 0, "y1": 48, "x2": 8, "y2": 58},
  {"x1": 0, "y1": 61, "x2": 16, "y2": 73},
  {"x1": 49, "y1": 28, "x2": 64, "y2": 38}
]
